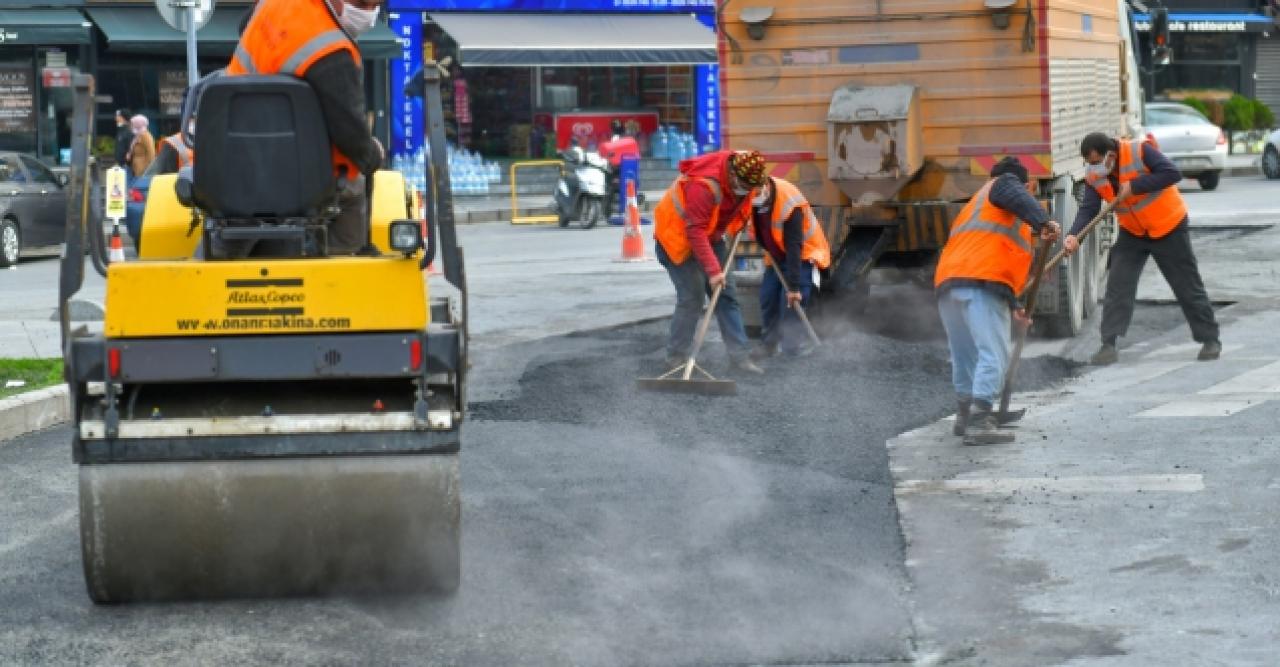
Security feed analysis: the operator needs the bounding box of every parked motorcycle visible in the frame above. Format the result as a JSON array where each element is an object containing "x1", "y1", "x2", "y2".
[{"x1": 554, "y1": 146, "x2": 610, "y2": 229}]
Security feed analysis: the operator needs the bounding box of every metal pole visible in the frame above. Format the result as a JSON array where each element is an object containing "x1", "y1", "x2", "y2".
[{"x1": 185, "y1": 8, "x2": 199, "y2": 87}]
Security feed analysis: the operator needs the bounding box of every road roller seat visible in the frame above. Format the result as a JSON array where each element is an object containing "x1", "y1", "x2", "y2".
[{"x1": 190, "y1": 75, "x2": 336, "y2": 257}]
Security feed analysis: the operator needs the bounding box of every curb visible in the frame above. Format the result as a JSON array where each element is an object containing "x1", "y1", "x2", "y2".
[{"x1": 0, "y1": 385, "x2": 70, "y2": 444}]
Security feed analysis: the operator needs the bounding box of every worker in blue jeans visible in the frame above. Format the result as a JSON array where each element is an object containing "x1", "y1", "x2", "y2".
[
  {"x1": 934, "y1": 156, "x2": 1059, "y2": 445},
  {"x1": 656, "y1": 237, "x2": 754, "y2": 370}
]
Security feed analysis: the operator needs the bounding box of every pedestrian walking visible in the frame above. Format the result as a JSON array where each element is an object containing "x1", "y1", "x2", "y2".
[
  {"x1": 125, "y1": 115, "x2": 156, "y2": 179},
  {"x1": 934, "y1": 157, "x2": 1060, "y2": 445},
  {"x1": 748, "y1": 175, "x2": 830, "y2": 360},
  {"x1": 113, "y1": 109, "x2": 134, "y2": 170},
  {"x1": 653, "y1": 149, "x2": 768, "y2": 374},
  {"x1": 1063, "y1": 132, "x2": 1221, "y2": 364}
]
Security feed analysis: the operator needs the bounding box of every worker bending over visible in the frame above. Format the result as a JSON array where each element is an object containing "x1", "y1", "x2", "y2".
[
  {"x1": 1063, "y1": 132, "x2": 1220, "y2": 365},
  {"x1": 227, "y1": 0, "x2": 384, "y2": 256},
  {"x1": 653, "y1": 150, "x2": 767, "y2": 375},
  {"x1": 934, "y1": 157, "x2": 1059, "y2": 445},
  {"x1": 749, "y1": 175, "x2": 830, "y2": 360}
]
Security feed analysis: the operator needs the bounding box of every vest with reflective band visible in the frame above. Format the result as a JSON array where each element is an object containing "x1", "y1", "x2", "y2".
[
  {"x1": 654, "y1": 176, "x2": 749, "y2": 265},
  {"x1": 762, "y1": 178, "x2": 831, "y2": 270},
  {"x1": 227, "y1": 0, "x2": 362, "y2": 179},
  {"x1": 933, "y1": 179, "x2": 1035, "y2": 294},
  {"x1": 1086, "y1": 138, "x2": 1186, "y2": 239},
  {"x1": 163, "y1": 134, "x2": 193, "y2": 169}
]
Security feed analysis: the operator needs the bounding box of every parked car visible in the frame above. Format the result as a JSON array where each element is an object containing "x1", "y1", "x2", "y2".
[
  {"x1": 1143, "y1": 102, "x2": 1227, "y2": 191},
  {"x1": 0, "y1": 152, "x2": 70, "y2": 266},
  {"x1": 1263, "y1": 128, "x2": 1280, "y2": 180}
]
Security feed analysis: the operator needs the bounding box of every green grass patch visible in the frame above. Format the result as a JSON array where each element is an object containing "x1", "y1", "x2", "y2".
[{"x1": 0, "y1": 358, "x2": 64, "y2": 400}]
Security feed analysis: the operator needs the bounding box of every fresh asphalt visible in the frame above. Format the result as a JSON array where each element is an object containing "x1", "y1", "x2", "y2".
[{"x1": 0, "y1": 176, "x2": 1265, "y2": 665}]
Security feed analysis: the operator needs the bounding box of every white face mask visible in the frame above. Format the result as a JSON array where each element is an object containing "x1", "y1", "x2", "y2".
[
  {"x1": 339, "y1": 3, "x2": 379, "y2": 36},
  {"x1": 1086, "y1": 151, "x2": 1116, "y2": 179},
  {"x1": 751, "y1": 183, "x2": 770, "y2": 208}
]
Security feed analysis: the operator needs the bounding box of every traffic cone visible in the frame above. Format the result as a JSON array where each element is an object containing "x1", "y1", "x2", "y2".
[
  {"x1": 618, "y1": 181, "x2": 647, "y2": 262},
  {"x1": 108, "y1": 223, "x2": 125, "y2": 263}
]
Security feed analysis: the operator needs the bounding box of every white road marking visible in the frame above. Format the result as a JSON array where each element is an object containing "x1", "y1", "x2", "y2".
[
  {"x1": 1094, "y1": 361, "x2": 1195, "y2": 394},
  {"x1": 1136, "y1": 399, "x2": 1260, "y2": 418},
  {"x1": 895, "y1": 474, "x2": 1204, "y2": 496},
  {"x1": 1141, "y1": 342, "x2": 1243, "y2": 359},
  {"x1": 1199, "y1": 360, "x2": 1280, "y2": 395}
]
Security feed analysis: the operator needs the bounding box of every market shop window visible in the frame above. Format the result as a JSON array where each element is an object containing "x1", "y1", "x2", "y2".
[{"x1": 1156, "y1": 64, "x2": 1245, "y2": 93}]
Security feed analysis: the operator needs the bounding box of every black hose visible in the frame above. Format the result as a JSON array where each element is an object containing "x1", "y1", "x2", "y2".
[{"x1": 87, "y1": 166, "x2": 110, "y2": 278}]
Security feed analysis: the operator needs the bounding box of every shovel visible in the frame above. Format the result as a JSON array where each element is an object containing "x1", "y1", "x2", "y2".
[
  {"x1": 998, "y1": 199, "x2": 1116, "y2": 422},
  {"x1": 765, "y1": 258, "x2": 822, "y2": 349},
  {"x1": 637, "y1": 231, "x2": 745, "y2": 396}
]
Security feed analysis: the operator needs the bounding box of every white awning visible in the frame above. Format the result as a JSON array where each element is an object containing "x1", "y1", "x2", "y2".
[{"x1": 428, "y1": 12, "x2": 717, "y2": 67}]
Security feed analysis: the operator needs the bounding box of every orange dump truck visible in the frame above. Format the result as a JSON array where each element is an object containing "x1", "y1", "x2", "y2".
[{"x1": 723, "y1": 0, "x2": 1147, "y2": 336}]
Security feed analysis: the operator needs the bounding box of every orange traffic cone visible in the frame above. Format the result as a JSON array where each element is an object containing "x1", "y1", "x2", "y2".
[
  {"x1": 108, "y1": 223, "x2": 125, "y2": 263},
  {"x1": 618, "y1": 181, "x2": 647, "y2": 262}
]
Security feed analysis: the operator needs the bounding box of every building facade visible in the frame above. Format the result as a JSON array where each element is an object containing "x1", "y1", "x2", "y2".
[
  {"x1": 0, "y1": 1, "x2": 396, "y2": 166},
  {"x1": 1134, "y1": 0, "x2": 1280, "y2": 117}
]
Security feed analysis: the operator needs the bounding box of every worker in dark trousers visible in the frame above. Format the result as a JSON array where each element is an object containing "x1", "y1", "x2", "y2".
[
  {"x1": 1063, "y1": 132, "x2": 1220, "y2": 365},
  {"x1": 934, "y1": 157, "x2": 1059, "y2": 445},
  {"x1": 748, "y1": 175, "x2": 830, "y2": 360}
]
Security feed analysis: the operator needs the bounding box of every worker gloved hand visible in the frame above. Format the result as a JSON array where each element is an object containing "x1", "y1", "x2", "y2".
[
  {"x1": 786, "y1": 291, "x2": 803, "y2": 308},
  {"x1": 1116, "y1": 182, "x2": 1134, "y2": 202},
  {"x1": 1013, "y1": 307, "x2": 1032, "y2": 330},
  {"x1": 708, "y1": 272, "x2": 726, "y2": 290},
  {"x1": 1040, "y1": 220, "x2": 1061, "y2": 242},
  {"x1": 1063, "y1": 234, "x2": 1080, "y2": 256}
]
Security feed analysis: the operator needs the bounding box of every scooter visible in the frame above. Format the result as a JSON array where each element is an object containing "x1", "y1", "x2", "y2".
[{"x1": 554, "y1": 146, "x2": 610, "y2": 229}]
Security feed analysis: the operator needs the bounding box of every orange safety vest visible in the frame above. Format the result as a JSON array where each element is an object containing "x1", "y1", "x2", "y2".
[
  {"x1": 759, "y1": 178, "x2": 831, "y2": 270},
  {"x1": 1086, "y1": 138, "x2": 1187, "y2": 239},
  {"x1": 162, "y1": 133, "x2": 194, "y2": 170},
  {"x1": 654, "y1": 176, "x2": 751, "y2": 266},
  {"x1": 227, "y1": 0, "x2": 362, "y2": 180},
  {"x1": 933, "y1": 179, "x2": 1035, "y2": 294}
]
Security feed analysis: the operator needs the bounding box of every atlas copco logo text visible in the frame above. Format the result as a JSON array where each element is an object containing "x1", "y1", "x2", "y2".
[{"x1": 226, "y1": 290, "x2": 305, "y2": 305}]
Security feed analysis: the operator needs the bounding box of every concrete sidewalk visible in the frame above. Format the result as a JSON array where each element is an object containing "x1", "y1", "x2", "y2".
[{"x1": 890, "y1": 299, "x2": 1280, "y2": 664}]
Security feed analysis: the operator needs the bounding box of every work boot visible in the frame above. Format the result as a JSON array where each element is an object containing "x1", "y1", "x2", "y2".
[
  {"x1": 750, "y1": 342, "x2": 778, "y2": 362},
  {"x1": 953, "y1": 398, "x2": 971, "y2": 437},
  {"x1": 1090, "y1": 343, "x2": 1118, "y2": 366},
  {"x1": 963, "y1": 401, "x2": 1016, "y2": 446},
  {"x1": 731, "y1": 358, "x2": 765, "y2": 375},
  {"x1": 1198, "y1": 340, "x2": 1222, "y2": 361}
]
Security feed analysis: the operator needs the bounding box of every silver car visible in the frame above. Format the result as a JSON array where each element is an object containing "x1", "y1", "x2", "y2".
[
  {"x1": 0, "y1": 152, "x2": 70, "y2": 267},
  {"x1": 1144, "y1": 102, "x2": 1227, "y2": 191},
  {"x1": 1263, "y1": 128, "x2": 1280, "y2": 180}
]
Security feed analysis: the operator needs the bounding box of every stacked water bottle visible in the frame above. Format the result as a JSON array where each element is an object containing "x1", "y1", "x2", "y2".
[
  {"x1": 650, "y1": 125, "x2": 703, "y2": 167},
  {"x1": 392, "y1": 144, "x2": 503, "y2": 199}
]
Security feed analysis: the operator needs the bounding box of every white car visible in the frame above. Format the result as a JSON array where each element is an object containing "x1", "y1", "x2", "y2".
[
  {"x1": 1144, "y1": 102, "x2": 1228, "y2": 191},
  {"x1": 1263, "y1": 128, "x2": 1280, "y2": 180}
]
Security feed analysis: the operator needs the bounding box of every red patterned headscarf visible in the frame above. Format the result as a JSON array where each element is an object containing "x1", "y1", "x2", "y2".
[{"x1": 729, "y1": 150, "x2": 767, "y2": 188}]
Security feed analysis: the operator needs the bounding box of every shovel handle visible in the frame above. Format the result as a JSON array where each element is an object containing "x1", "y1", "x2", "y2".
[
  {"x1": 682, "y1": 230, "x2": 745, "y2": 380},
  {"x1": 1031, "y1": 199, "x2": 1118, "y2": 289},
  {"x1": 766, "y1": 258, "x2": 822, "y2": 348}
]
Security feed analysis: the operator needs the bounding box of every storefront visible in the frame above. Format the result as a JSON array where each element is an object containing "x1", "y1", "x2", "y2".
[
  {"x1": 1133, "y1": 5, "x2": 1277, "y2": 115},
  {"x1": 3, "y1": 2, "x2": 400, "y2": 167},
  {"x1": 0, "y1": 9, "x2": 93, "y2": 162},
  {"x1": 386, "y1": 1, "x2": 719, "y2": 161}
]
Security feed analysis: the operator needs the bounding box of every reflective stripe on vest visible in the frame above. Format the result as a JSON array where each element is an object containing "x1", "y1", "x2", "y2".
[
  {"x1": 233, "y1": 43, "x2": 258, "y2": 74},
  {"x1": 281, "y1": 30, "x2": 350, "y2": 76},
  {"x1": 948, "y1": 184, "x2": 1033, "y2": 254},
  {"x1": 164, "y1": 135, "x2": 192, "y2": 168},
  {"x1": 766, "y1": 179, "x2": 831, "y2": 269},
  {"x1": 669, "y1": 176, "x2": 721, "y2": 225}
]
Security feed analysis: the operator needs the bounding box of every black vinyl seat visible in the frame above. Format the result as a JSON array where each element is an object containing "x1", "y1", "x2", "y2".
[{"x1": 192, "y1": 75, "x2": 335, "y2": 257}]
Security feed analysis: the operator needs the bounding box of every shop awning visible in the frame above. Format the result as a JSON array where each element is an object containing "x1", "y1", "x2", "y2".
[
  {"x1": 428, "y1": 13, "x2": 717, "y2": 66},
  {"x1": 0, "y1": 9, "x2": 93, "y2": 46},
  {"x1": 85, "y1": 7, "x2": 400, "y2": 59}
]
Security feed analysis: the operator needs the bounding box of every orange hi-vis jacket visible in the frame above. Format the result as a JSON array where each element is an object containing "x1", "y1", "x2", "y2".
[
  {"x1": 227, "y1": 0, "x2": 361, "y2": 180},
  {"x1": 933, "y1": 179, "x2": 1035, "y2": 295},
  {"x1": 760, "y1": 178, "x2": 831, "y2": 270},
  {"x1": 1086, "y1": 138, "x2": 1187, "y2": 239},
  {"x1": 654, "y1": 175, "x2": 751, "y2": 266},
  {"x1": 162, "y1": 133, "x2": 193, "y2": 169}
]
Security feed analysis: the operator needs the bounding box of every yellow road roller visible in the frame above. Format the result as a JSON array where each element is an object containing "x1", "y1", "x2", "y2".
[{"x1": 57, "y1": 67, "x2": 467, "y2": 603}]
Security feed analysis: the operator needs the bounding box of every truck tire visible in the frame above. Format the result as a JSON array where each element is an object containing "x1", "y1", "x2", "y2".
[
  {"x1": 1041, "y1": 176, "x2": 1084, "y2": 337},
  {"x1": 1081, "y1": 228, "x2": 1101, "y2": 319}
]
